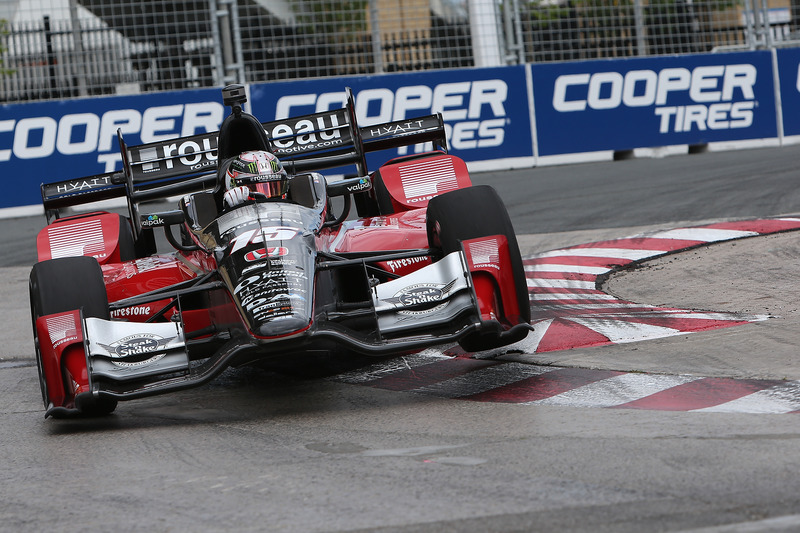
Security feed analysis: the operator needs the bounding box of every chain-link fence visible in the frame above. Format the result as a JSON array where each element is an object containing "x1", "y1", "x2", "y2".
[{"x1": 1, "y1": 0, "x2": 797, "y2": 104}]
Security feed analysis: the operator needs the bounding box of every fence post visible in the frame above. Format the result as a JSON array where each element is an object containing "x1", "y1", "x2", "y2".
[
  {"x1": 760, "y1": 0, "x2": 773, "y2": 48},
  {"x1": 226, "y1": 0, "x2": 246, "y2": 84},
  {"x1": 468, "y1": 0, "x2": 503, "y2": 66},
  {"x1": 369, "y1": 0, "x2": 384, "y2": 74},
  {"x1": 512, "y1": 0, "x2": 525, "y2": 64},
  {"x1": 68, "y1": 0, "x2": 87, "y2": 96},
  {"x1": 218, "y1": 1, "x2": 236, "y2": 83},
  {"x1": 633, "y1": 0, "x2": 647, "y2": 56},
  {"x1": 208, "y1": 0, "x2": 226, "y2": 86},
  {"x1": 43, "y1": 16, "x2": 59, "y2": 98}
]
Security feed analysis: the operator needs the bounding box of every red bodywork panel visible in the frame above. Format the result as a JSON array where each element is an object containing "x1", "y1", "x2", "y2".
[
  {"x1": 36, "y1": 211, "x2": 128, "y2": 264},
  {"x1": 462, "y1": 235, "x2": 524, "y2": 326},
  {"x1": 318, "y1": 209, "x2": 433, "y2": 276},
  {"x1": 377, "y1": 153, "x2": 472, "y2": 212},
  {"x1": 319, "y1": 209, "x2": 428, "y2": 253},
  {"x1": 36, "y1": 311, "x2": 89, "y2": 409},
  {"x1": 101, "y1": 251, "x2": 221, "y2": 334}
]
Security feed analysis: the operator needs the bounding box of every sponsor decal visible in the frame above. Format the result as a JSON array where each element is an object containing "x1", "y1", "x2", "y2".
[
  {"x1": 98, "y1": 333, "x2": 175, "y2": 367},
  {"x1": 141, "y1": 214, "x2": 165, "y2": 227},
  {"x1": 468, "y1": 238, "x2": 501, "y2": 270},
  {"x1": 367, "y1": 118, "x2": 427, "y2": 138},
  {"x1": 111, "y1": 305, "x2": 153, "y2": 319},
  {"x1": 399, "y1": 286, "x2": 444, "y2": 306},
  {"x1": 244, "y1": 246, "x2": 289, "y2": 262},
  {"x1": 233, "y1": 269, "x2": 309, "y2": 322},
  {"x1": 552, "y1": 64, "x2": 757, "y2": 133},
  {"x1": 385, "y1": 280, "x2": 457, "y2": 316},
  {"x1": 229, "y1": 227, "x2": 299, "y2": 254},
  {"x1": 1, "y1": 101, "x2": 223, "y2": 172},
  {"x1": 46, "y1": 314, "x2": 81, "y2": 348},
  {"x1": 399, "y1": 158, "x2": 458, "y2": 202},
  {"x1": 268, "y1": 110, "x2": 348, "y2": 155},
  {"x1": 47, "y1": 218, "x2": 107, "y2": 260},
  {"x1": 134, "y1": 135, "x2": 218, "y2": 176},
  {"x1": 48, "y1": 174, "x2": 114, "y2": 195},
  {"x1": 274, "y1": 80, "x2": 509, "y2": 152},
  {"x1": 385, "y1": 256, "x2": 430, "y2": 272},
  {"x1": 346, "y1": 177, "x2": 372, "y2": 193}
]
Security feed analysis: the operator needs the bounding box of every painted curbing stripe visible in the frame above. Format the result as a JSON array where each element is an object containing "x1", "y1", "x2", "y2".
[
  {"x1": 693, "y1": 381, "x2": 800, "y2": 414},
  {"x1": 527, "y1": 372, "x2": 701, "y2": 408},
  {"x1": 645, "y1": 228, "x2": 758, "y2": 241},
  {"x1": 524, "y1": 256, "x2": 637, "y2": 268},
  {"x1": 529, "y1": 287, "x2": 607, "y2": 295},
  {"x1": 526, "y1": 271, "x2": 598, "y2": 282},
  {"x1": 534, "y1": 303, "x2": 676, "y2": 310},
  {"x1": 515, "y1": 318, "x2": 553, "y2": 353},
  {"x1": 525, "y1": 264, "x2": 610, "y2": 275},
  {"x1": 571, "y1": 238, "x2": 704, "y2": 251},
  {"x1": 413, "y1": 362, "x2": 557, "y2": 399},
  {"x1": 530, "y1": 293, "x2": 618, "y2": 301},
  {"x1": 566, "y1": 317, "x2": 683, "y2": 344},
  {"x1": 532, "y1": 248, "x2": 664, "y2": 261},
  {"x1": 458, "y1": 367, "x2": 624, "y2": 403},
  {"x1": 330, "y1": 355, "x2": 800, "y2": 414},
  {"x1": 528, "y1": 279, "x2": 597, "y2": 290},
  {"x1": 613, "y1": 377, "x2": 786, "y2": 411}
]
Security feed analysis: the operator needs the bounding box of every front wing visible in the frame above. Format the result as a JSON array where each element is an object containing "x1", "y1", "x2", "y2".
[{"x1": 37, "y1": 247, "x2": 530, "y2": 416}]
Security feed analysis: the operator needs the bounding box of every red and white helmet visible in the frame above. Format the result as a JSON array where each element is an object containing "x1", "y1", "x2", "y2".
[{"x1": 226, "y1": 151, "x2": 288, "y2": 199}]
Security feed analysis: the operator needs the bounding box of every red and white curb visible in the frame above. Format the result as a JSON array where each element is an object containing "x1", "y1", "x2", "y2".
[
  {"x1": 332, "y1": 351, "x2": 800, "y2": 413},
  {"x1": 330, "y1": 218, "x2": 800, "y2": 413},
  {"x1": 523, "y1": 218, "x2": 800, "y2": 352}
]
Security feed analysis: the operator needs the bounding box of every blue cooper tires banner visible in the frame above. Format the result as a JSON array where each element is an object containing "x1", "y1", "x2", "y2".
[
  {"x1": 1, "y1": 66, "x2": 533, "y2": 210},
  {"x1": 0, "y1": 88, "x2": 224, "y2": 209},
  {"x1": 532, "y1": 51, "x2": 778, "y2": 156},
  {"x1": 776, "y1": 47, "x2": 800, "y2": 137},
  {"x1": 248, "y1": 65, "x2": 534, "y2": 168}
]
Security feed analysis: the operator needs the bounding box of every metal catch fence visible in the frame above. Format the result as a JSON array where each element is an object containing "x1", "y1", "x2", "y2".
[{"x1": 0, "y1": 0, "x2": 796, "y2": 104}]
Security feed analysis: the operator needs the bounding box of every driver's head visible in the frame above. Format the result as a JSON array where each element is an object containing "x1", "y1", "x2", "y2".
[{"x1": 226, "y1": 150, "x2": 288, "y2": 199}]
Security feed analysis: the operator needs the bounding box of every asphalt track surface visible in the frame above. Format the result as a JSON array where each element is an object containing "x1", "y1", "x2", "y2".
[{"x1": 2, "y1": 145, "x2": 800, "y2": 532}]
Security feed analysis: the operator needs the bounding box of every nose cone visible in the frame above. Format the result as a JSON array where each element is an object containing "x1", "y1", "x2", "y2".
[{"x1": 254, "y1": 316, "x2": 310, "y2": 338}]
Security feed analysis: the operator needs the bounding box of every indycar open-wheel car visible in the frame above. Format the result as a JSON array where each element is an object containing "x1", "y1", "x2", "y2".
[{"x1": 29, "y1": 84, "x2": 532, "y2": 418}]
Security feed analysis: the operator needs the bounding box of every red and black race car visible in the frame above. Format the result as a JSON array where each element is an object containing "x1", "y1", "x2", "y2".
[{"x1": 30, "y1": 84, "x2": 532, "y2": 418}]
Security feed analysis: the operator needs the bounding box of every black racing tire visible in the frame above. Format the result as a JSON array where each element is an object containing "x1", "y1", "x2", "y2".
[
  {"x1": 29, "y1": 256, "x2": 117, "y2": 416},
  {"x1": 426, "y1": 185, "x2": 531, "y2": 350}
]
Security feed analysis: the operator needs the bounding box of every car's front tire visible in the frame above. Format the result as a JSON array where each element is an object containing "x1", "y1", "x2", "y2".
[
  {"x1": 29, "y1": 256, "x2": 117, "y2": 416},
  {"x1": 426, "y1": 185, "x2": 531, "y2": 351}
]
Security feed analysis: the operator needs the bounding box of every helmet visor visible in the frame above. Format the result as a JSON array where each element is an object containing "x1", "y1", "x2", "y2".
[{"x1": 251, "y1": 179, "x2": 288, "y2": 199}]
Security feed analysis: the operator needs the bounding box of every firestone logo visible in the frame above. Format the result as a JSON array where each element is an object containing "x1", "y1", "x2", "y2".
[
  {"x1": 552, "y1": 64, "x2": 757, "y2": 133},
  {"x1": 274, "y1": 81, "x2": 510, "y2": 153}
]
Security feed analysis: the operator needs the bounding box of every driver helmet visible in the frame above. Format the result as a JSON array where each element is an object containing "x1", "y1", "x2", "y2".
[{"x1": 226, "y1": 150, "x2": 288, "y2": 199}]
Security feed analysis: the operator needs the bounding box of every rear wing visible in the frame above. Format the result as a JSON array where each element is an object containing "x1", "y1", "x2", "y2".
[{"x1": 41, "y1": 86, "x2": 447, "y2": 220}]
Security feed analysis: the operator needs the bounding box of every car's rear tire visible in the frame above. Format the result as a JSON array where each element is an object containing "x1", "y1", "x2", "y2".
[
  {"x1": 426, "y1": 185, "x2": 531, "y2": 351},
  {"x1": 30, "y1": 257, "x2": 117, "y2": 416}
]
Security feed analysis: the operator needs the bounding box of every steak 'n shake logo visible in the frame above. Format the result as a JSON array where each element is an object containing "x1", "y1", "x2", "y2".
[
  {"x1": 385, "y1": 280, "x2": 457, "y2": 316},
  {"x1": 98, "y1": 333, "x2": 176, "y2": 367}
]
